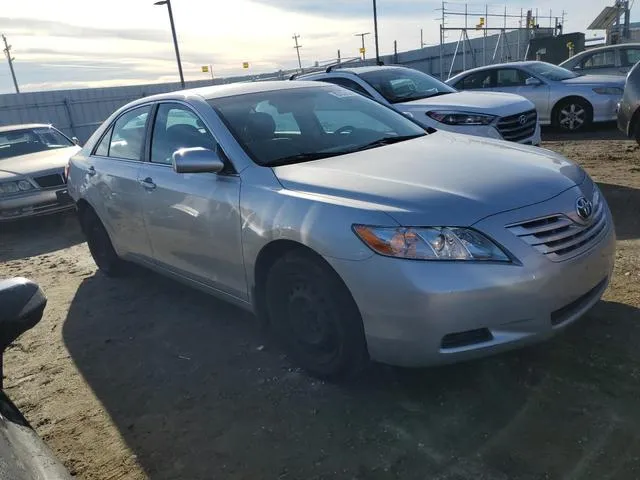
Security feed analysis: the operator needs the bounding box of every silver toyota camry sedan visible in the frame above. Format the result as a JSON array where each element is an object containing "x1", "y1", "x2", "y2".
[{"x1": 67, "y1": 81, "x2": 616, "y2": 380}]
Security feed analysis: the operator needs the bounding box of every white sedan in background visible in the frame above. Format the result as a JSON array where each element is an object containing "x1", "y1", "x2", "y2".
[
  {"x1": 447, "y1": 61, "x2": 624, "y2": 132},
  {"x1": 296, "y1": 65, "x2": 541, "y2": 145}
]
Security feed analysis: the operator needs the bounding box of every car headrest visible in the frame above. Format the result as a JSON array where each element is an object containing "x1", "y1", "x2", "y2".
[{"x1": 245, "y1": 112, "x2": 276, "y2": 141}]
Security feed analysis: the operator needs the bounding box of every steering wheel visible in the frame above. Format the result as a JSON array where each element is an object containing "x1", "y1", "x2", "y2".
[{"x1": 334, "y1": 125, "x2": 356, "y2": 136}]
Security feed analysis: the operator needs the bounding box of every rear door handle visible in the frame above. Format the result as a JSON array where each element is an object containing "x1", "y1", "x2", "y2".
[
  {"x1": 87, "y1": 166, "x2": 96, "y2": 177},
  {"x1": 139, "y1": 177, "x2": 157, "y2": 190}
]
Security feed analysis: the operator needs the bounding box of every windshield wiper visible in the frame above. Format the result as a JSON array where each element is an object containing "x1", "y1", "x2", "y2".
[
  {"x1": 268, "y1": 151, "x2": 343, "y2": 166},
  {"x1": 345, "y1": 134, "x2": 425, "y2": 153}
]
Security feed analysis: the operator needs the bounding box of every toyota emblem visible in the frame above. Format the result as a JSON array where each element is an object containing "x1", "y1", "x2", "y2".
[
  {"x1": 576, "y1": 196, "x2": 593, "y2": 221},
  {"x1": 518, "y1": 115, "x2": 527, "y2": 125}
]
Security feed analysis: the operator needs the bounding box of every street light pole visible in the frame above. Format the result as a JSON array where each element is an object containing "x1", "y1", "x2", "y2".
[
  {"x1": 154, "y1": 0, "x2": 185, "y2": 89},
  {"x1": 372, "y1": 0, "x2": 380, "y2": 64}
]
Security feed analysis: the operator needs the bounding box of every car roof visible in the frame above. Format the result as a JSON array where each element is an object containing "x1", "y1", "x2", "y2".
[
  {"x1": 573, "y1": 43, "x2": 640, "y2": 55},
  {"x1": 448, "y1": 61, "x2": 549, "y2": 80},
  {"x1": 128, "y1": 80, "x2": 323, "y2": 105},
  {"x1": 299, "y1": 65, "x2": 409, "y2": 78},
  {"x1": 0, "y1": 123, "x2": 53, "y2": 133}
]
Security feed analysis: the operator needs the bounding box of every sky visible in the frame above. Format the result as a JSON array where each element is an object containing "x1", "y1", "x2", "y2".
[{"x1": 0, "y1": 0, "x2": 631, "y2": 94}]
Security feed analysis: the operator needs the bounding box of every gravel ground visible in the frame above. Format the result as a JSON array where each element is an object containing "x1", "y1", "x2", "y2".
[{"x1": 1, "y1": 128, "x2": 639, "y2": 480}]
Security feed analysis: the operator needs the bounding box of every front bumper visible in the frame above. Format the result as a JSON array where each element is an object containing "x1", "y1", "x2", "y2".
[
  {"x1": 0, "y1": 187, "x2": 74, "y2": 221},
  {"x1": 326, "y1": 188, "x2": 616, "y2": 367}
]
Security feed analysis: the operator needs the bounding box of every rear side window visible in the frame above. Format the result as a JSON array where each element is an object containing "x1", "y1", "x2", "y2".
[
  {"x1": 94, "y1": 126, "x2": 113, "y2": 156},
  {"x1": 320, "y1": 77, "x2": 373, "y2": 98},
  {"x1": 104, "y1": 106, "x2": 151, "y2": 161},
  {"x1": 457, "y1": 71, "x2": 493, "y2": 90},
  {"x1": 496, "y1": 69, "x2": 529, "y2": 87}
]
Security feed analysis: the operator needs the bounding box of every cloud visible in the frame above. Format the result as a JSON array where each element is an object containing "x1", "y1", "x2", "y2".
[
  {"x1": 249, "y1": 0, "x2": 431, "y2": 18},
  {"x1": 0, "y1": 17, "x2": 169, "y2": 43}
]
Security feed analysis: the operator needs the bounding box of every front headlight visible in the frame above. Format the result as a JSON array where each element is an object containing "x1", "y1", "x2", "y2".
[
  {"x1": 426, "y1": 111, "x2": 496, "y2": 126},
  {"x1": 593, "y1": 87, "x2": 623, "y2": 95},
  {"x1": 353, "y1": 225, "x2": 510, "y2": 261},
  {"x1": 0, "y1": 180, "x2": 35, "y2": 196}
]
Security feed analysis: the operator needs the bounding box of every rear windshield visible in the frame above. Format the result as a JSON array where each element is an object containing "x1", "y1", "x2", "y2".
[{"x1": 0, "y1": 127, "x2": 74, "y2": 160}]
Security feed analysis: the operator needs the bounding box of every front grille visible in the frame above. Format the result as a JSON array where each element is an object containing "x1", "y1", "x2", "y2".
[
  {"x1": 506, "y1": 198, "x2": 608, "y2": 262},
  {"x1": 33, "y1": 172, "x2": 65, "y2": 189},
  {"x1": 496, "y1": 109, "x2": 537, "y2": 142},
  {"x1": 550, "y1": 278, "x2": 607, "y2": 326}
]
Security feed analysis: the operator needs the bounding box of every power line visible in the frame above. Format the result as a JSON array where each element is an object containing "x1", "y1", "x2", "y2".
[
  {"x1": 292, "y1": 33, "x2": 302, "y2": 71},
  {"x1": 2, "y1": 34, "x2": 19, "y2": 94}
]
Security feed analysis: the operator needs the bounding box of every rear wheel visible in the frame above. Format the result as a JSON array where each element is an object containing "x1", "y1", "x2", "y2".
[
  {"x1": 554, "y1": 99, "x2": 592, "y2": 132},
  {"x1": 265, "y1": 250, "x2": 369, "y2": 380},
  {"x1": 79, "y1": 208, "x2": 126, "y2": 276}
]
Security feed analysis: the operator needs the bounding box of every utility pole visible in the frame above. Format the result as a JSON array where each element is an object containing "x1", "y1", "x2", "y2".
[
  {"x1": 292, "y1": 33, "x2": 302, "y2": 71},
  {"x1": 421, "y1": 28, "x2": 425, "y2": 48},
  {"x1": 372, "y1": 0, "x2": 380, "y2": 64},
  {"x1": 355, "y1": 32, "x2": 370, "y2": 60},
  {"x1": 2, "y1": 35, "x2": 19, "y2": 94}
]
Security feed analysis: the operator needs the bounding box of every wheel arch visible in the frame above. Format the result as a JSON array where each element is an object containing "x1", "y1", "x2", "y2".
[{"x1": 550, "y1": 96, "x2": 594, "y2": 127}]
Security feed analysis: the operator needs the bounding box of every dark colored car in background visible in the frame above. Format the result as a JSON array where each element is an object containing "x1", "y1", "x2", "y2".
[{"x1": 617, "y1": 61, "x2": 640, "y2": 144}]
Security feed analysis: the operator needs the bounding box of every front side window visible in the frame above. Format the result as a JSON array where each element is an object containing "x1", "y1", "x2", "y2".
[
  {"x1": 359, "y1": 67, "x2": 456, "y2": 103},
  {"x1": 151, "y1": 103, "x2": 217, "y2": 165},
  {"x1": 456, "y1": 70, "x2": 493, "y2": 90},
  {"x1": 581, "y1": 51, "x2": 616, "y2": 69},
  {"x1": 210, "y1": 85, "x2": 426, "y2": 167},
  {"x1": 108, "y1": 106, "x2": 151, "y2": 161},
  {"x1": 496, "y1": 69, "x2": 529, "y2": 87},
  {"x1": 0, "y1": 126, "x2": 74, "y2": 160}
]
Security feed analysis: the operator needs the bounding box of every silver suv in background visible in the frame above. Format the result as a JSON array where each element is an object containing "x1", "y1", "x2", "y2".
[
  {"x1": 617, "y1": 61, "x2": 640, "y2": 144},
  {"x1": 560, "y1": 43, "x2": 640, "y2": 77},
  {"x1": 295, "y1": 66, "x2": 541, "y2": 145},
  {"x1": 67, "y1": 81, "x2": 614, "y2": 380}
]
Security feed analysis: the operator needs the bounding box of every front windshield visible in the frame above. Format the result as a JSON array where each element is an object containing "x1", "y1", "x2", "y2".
[
  {"x1": 526, "y1": 62, "x2": 578, "y2": 81},
  {"x1": 0, "y1": 126, "x2": 74, "y2": 160},
  {"x1": 359, "y1": 67, "x2": 457, "y2": 103},
  {"x1": 210, "y1": 85, "x2": 427, "y2": 166}
]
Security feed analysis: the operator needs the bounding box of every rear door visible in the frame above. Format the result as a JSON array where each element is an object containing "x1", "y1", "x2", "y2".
[
  {"x1": 85, "y1": 105, "x2": 153, "y2": 260},
  {"x1": 137, "y1": 102, "x2": 245, "y2": 300}
]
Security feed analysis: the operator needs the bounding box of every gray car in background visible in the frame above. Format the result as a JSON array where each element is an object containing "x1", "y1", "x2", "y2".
[
  {"x1": 447, "y1": 61, "x2": 624, "y2": 132},
  {"x1": 67, "y1": 81, "x2": 615, "y2": 380},
  {"x1": 560, "y1": 43, "x2": 640, "y2": 77},
  {"x1": 0, "y1": 124, "x2": 80, "y2": 221},
  {"x1": 617, "y1": 61, "x2": 640, "y2": 143}
]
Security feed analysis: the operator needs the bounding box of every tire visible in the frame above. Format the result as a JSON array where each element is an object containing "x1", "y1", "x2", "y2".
[
  {"x1": 79, "y1": 208, "x2": 126, "y2": 277},
  {"x1": 633, "y1": 119, "x2": 640, "y2": 146},
  {"x1": 554, "y1": 98, "x2": 592, "y2": 132},
  {"x1": 265, "y1": 250, "x2": 369, "y2": 380}
]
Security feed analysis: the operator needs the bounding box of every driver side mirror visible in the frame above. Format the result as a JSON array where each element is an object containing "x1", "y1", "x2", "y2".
[
  {"x1": 525, "y1": 77, "x2": 542, "y2": 86},
  {"x1": 71, "y1": 136, "x2": 80, "y2": 145},
  {"x1": 172, "y1": 147, "x2": 225, "y2": 174},
  {"x1": 0, "y1": 278, "x2": 47, "y2": 388}
]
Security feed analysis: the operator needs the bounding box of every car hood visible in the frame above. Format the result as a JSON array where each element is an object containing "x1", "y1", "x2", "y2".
[
  {"x1": 273, "y1": 132, "x2": 584, "y2": 226},
  {"x1": 560, "y1": 75, "x2": 625, "y2": 87},
  {"x1": 0, "y1": 146, "x2": 80, "y2": 180},
  {"x1": 395, "y1": 91, "x2": 534, "y2": 116}
]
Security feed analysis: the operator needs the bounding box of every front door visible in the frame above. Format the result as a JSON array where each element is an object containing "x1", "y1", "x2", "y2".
[
  {"x1": 138, "y1": 102, "x2": 246, "y2": 300},
  {"x1": 494, "y1": 68, "x2": 550, "y2": 123}
]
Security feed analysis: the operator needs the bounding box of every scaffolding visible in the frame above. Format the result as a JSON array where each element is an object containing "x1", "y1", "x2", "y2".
[{"x1": 438, "y1": 2, "x2": 565, "y2": 79}]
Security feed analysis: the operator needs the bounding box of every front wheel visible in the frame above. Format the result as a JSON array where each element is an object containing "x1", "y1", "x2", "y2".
[
  {"x1": 79, "y1": 208, "x2": 126, "y2": 277},
  {"x1": 265, "y1": 250, "x2": 369, "y2": 380},
  {"x1": 555, "y1": 99, "x2": 592, "y2": 132}
]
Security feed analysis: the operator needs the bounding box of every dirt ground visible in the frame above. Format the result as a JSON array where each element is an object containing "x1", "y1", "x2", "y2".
[{"x1": 1, "y1": 127, "x2": 639, "y2": 480}]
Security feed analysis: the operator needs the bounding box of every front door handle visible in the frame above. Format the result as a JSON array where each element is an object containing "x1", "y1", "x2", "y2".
[
  {"x1": 139, "y1": 177, "x2": 157, "y2": 190},
  {"x1": 87, "y1": 166, "x2": 96, "y2": 177}
]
